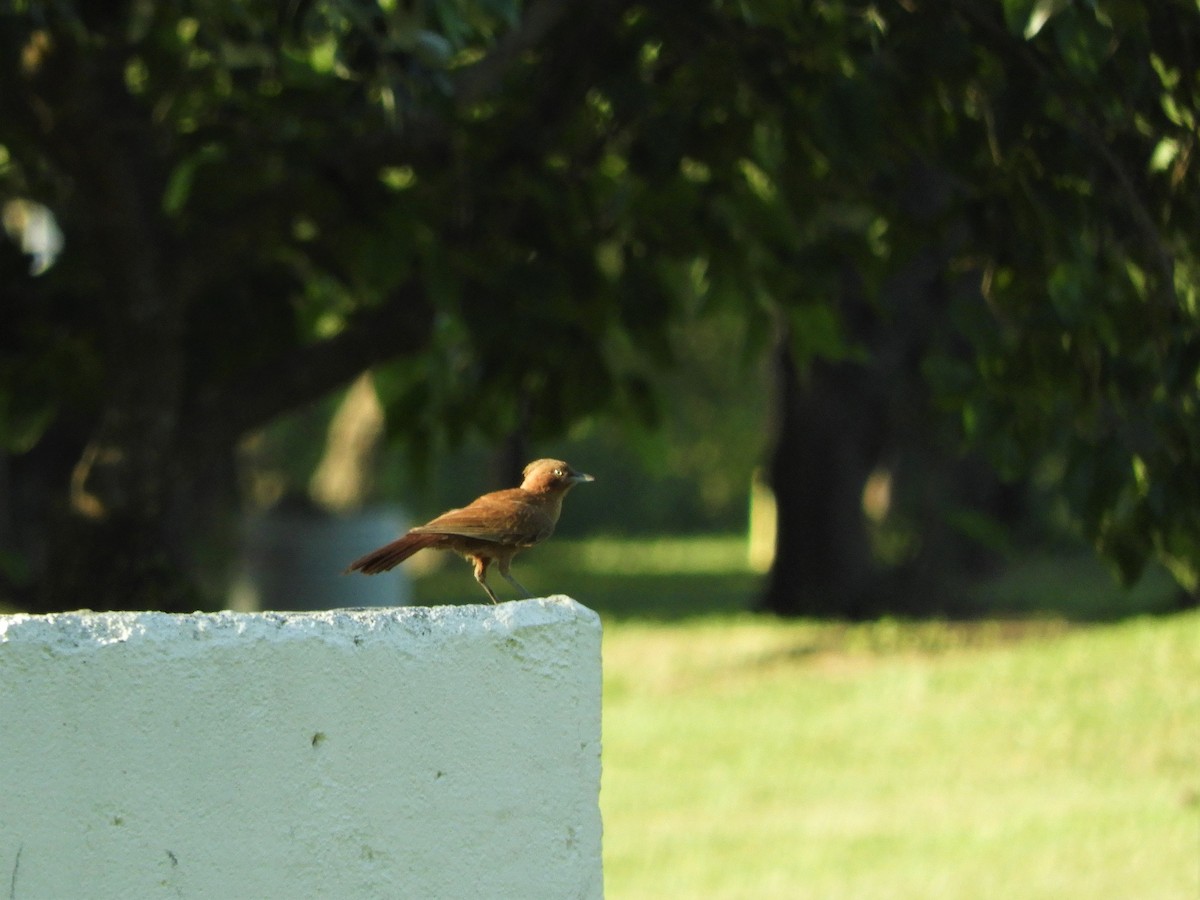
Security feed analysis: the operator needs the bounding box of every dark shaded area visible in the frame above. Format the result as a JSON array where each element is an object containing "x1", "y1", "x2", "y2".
[
  {"x1": 412, "y1": 553, "x2": 1190, "y2": 625},
  {"x1": 760, "y1": 297, "x2": 1026, "y2": 619},
  {"x1": 3, "y1": 4, "x2": 1200, "y2": 615}
]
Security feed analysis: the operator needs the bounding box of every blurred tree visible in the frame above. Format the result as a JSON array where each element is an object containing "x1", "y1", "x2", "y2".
[
  {"x1": 737, "y1": 1, "x2": 1200, "y2": 613},
  {"x1": 0, "y1": 0, "x2": 597, "y2": 610},
  {"x1": 2, "y1": 1, "x2": 1199, "y2": 614}
]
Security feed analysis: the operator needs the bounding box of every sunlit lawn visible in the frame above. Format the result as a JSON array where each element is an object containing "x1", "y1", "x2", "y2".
[{"x1": 413, "y1": 537, "x2": 1200, "y2": 899}]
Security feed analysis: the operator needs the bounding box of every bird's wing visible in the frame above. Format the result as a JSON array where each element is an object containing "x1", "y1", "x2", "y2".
[{"x1": 410, "y1": 490, "x2": 555, "y2": 545}]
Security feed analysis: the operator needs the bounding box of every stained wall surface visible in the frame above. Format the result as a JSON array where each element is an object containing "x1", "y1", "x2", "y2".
[{"x1": 0, "y1": 597, "x2": 603, "y2": 899}]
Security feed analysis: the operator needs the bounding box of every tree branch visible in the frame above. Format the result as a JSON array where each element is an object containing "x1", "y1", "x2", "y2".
[
  {"x1": 452, "y1": 0, "x2": 575, "y2": 107},
  {"x1": 398, "y1": 0, "x2": 628, "y2": 150},
  {"x1": 1083, "y1": 124, "x2": 1178, "y2": 308},
  {"x1": 192, "y1": 282, "x2": 435, "y2": 448}
]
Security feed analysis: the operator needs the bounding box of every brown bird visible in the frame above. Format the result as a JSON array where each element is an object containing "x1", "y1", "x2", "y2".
[{"x1": 345, "y1": 458, "x2": 594, "y2": 603}]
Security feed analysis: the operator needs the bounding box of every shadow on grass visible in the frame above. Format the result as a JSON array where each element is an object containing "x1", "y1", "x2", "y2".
[
  {"x1": 409, "y1": 541, "x2": 1194, "y2": 625},
  {"x1": 411, "y1": 568, "x2": 763, "y2": 622},
  {"x1": 967, "y1": 555, "x2": 1196, "y2": 623}
]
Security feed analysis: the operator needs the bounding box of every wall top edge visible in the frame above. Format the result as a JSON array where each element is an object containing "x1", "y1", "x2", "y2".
[{"x1": 0, "y1": 595, "x2": 599, "y2": 651}]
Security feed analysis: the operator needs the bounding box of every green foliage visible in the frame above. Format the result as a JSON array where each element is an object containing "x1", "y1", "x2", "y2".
[
  {"x1": 850, "y1": 3, "x2": 1200, "y2": 591},
  {"x1": 3, "y1": 1, "x2": 1200, "y2": 606}
]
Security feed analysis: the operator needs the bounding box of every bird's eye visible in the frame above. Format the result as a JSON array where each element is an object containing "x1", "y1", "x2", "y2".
[{"x1": 553, "y1": 468, "x2": 565, "y2": 477}]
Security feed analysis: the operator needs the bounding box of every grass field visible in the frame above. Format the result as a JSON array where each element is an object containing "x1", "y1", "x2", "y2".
[{"x1": 415, "y1": 537, "x2": 1200, "y2": 898}]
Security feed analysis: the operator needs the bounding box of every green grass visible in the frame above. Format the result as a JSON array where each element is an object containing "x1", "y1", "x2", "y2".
[
  {"x1": 410, "y1": 536, "x2": 1200, "y2": 898},
  {"x1": 601, "y1": 612, "x2": 1199, "y2": 899},
  {"x1": 410, "y1": 535, "x2": 764, "y2": 619}
]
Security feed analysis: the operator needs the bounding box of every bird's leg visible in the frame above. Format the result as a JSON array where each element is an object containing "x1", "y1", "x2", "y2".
[
  {"x1": 498, "y1": 558, "x2": 532, "y2": 599},
  {"x1": 470, "y1": 555, "x2": 501, "y2": 604}
]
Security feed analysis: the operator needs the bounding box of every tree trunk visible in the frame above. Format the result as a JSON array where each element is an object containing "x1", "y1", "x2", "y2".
[
  {"x1": 29, "y1": 44, "x2": 203, "y2": 612},
  {"x1": 41, "y1": 421, "x2": 245, "y2": 611},
  {"x1": 757, "y1": 333, "x2": 885, "y2": 617},
  {"x1": 757, "y1": 238, "x2": 1026, "y2": 618}
]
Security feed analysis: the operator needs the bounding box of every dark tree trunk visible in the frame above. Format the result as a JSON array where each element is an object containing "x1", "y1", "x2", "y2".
[
  {"x1": 758, "y1": 332, "x2": 886, "y2": 618},
  {"x1": 757, "y1": 191, "x2": 1026, "y2": 618},
  {"x1": 492, "y1": 433, "x2": 529, "y2": 491},
  {"x1": 36, "y1": 422, "x2": 241, "y2": 614},
  {"x1": 44, "y1": 512, "x2": 201, "y2": 613},
  {"x1": 31, "y1": 46, "x2": 200, "y2": 612},
  {"x1": 15, "y1": 34, "x2": 436, "y2": 613},
  {"x1": 491, "y1": 393, "x2": 533, "y2": 489}
]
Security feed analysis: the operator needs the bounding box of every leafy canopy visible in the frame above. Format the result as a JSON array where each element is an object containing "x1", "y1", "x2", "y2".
[{"x1": 1, "y1": 0, "x2": 1199, "y2": 601}]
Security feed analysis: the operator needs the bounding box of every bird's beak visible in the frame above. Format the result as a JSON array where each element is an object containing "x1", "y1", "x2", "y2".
[{"x1": 573, "y1": 471, "x2": 595, "y2": 483}]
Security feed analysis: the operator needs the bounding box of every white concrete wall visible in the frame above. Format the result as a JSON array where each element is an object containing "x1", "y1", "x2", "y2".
[{"x1": 0, "y1": 597, "x2": 602, "y2": 899}]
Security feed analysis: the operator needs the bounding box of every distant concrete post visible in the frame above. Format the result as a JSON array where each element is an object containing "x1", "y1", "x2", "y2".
[
  {"x1": 235, "y1": 505, "x2": 414, "y2": 610},
  {"x1": 0, "y1": 597, "x2": 602, "y2": 899}
]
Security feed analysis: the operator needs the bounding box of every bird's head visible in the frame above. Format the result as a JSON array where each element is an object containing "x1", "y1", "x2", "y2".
[{"x1": 521, "y1": 459, "x2": 595, "y2": 494}]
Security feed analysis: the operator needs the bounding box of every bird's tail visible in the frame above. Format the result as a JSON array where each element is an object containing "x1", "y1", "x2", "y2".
[{"x1": 345, "y1": 532, "x2": 442, "y2": 575}]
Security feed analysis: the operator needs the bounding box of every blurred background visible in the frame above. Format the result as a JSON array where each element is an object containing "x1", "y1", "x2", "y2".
[
  {"x1": 4, "y1": 1, "x2": 1200, "y2": 620},
  {"x1": 2, "y1": 2, "x2": 1198, "y2": 897}
]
